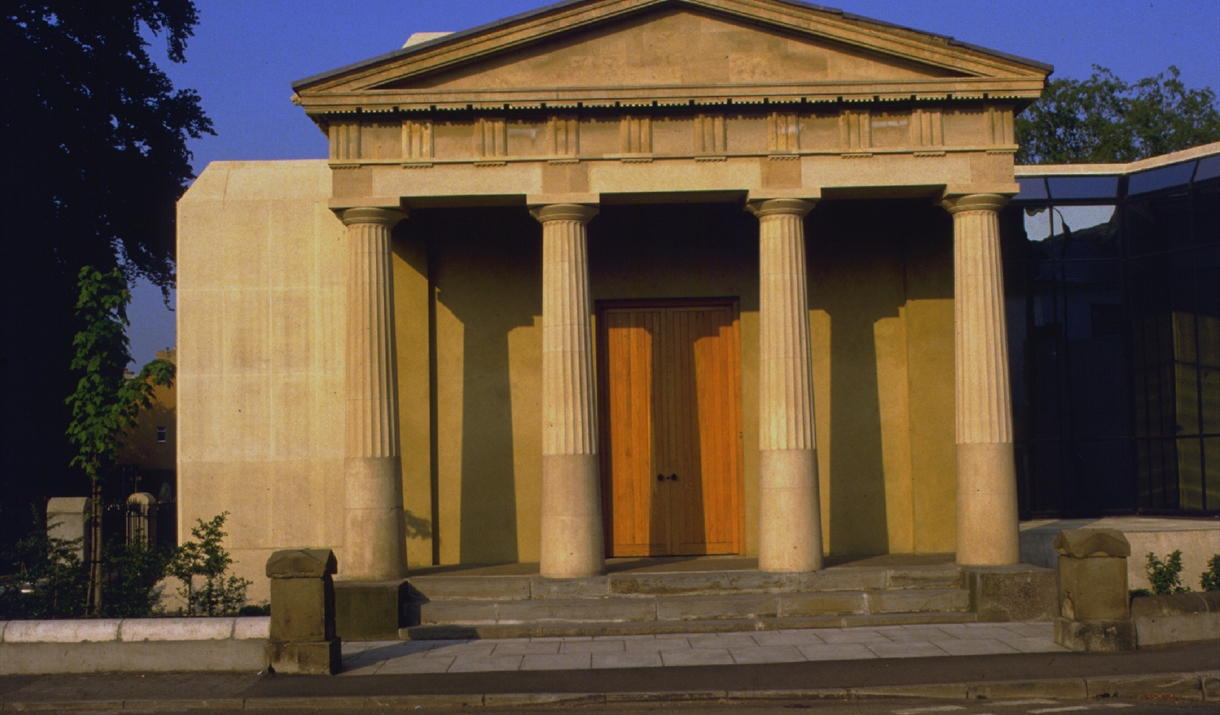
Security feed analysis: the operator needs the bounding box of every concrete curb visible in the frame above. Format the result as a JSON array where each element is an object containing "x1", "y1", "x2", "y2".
[{"x1": 2, "y1": 670, "x2": 1216, "y2": 710}]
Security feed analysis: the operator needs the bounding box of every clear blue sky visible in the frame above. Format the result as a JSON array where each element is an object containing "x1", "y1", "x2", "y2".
[{"x1": 128, "y1": 0, "x2": 1220, "y2": 366}]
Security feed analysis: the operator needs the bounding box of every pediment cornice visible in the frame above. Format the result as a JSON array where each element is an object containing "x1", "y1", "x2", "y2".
[{"x1": 293, "y1": 0, "x2": 1050, "y2": 116}]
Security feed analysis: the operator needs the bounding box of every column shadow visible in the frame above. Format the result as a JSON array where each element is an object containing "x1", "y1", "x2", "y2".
[
  {"x1": 414, "y1": 207, "x2": 541, "y2": 565},
  {"x1": 805, "y1": 200, "x2": 923, "y2": 557}
]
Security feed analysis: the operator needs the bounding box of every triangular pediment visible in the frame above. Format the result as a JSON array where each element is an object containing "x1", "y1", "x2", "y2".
[
  {"x1": 294, "y1": 0, "x2": 1050, "y2": 113},
  {"x1": 376, "y1": 8, "x2": 965, "y2": 92}
]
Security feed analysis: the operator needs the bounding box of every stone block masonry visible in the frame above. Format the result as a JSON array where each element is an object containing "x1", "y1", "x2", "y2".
[{"x1": 0, "y1": 617, "x2": 269, "y2": 674}]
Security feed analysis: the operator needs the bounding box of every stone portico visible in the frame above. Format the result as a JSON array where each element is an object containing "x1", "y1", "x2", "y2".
[{"x1": 177, "y1": 0, "x2": 1051, "y2": 601}]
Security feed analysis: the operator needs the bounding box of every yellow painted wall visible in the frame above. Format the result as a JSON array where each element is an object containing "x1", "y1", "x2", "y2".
[{"x1": 393, "y1": 200, "x2": 957, "y2": 564}]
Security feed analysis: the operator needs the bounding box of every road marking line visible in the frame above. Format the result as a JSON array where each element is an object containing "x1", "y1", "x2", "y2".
[
  {"x1": 894, "y1": 707, "x2": 967, "y2": 714},
  {"x1": 1029, "y1": 707, "x2": 1090, "y2": 713},
  {"x1": 990, "y1": 701, "x2": 1057, "y2": 707}
]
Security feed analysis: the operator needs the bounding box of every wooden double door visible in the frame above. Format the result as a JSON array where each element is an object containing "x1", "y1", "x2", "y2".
[{"x1": 597, "y1": 300, "x2": 744, "y2": 557}]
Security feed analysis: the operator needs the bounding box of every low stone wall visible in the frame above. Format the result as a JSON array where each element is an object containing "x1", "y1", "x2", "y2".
[
  {"x1": 1133, "y1": 591, "x2": 1220, "y2": 647},
  {"x1": 0, "y1": 617, "x2": 269, "y2": 674},
  {"x1": 1021, "y1": 517, "x2": 1220, "y2": 592}
]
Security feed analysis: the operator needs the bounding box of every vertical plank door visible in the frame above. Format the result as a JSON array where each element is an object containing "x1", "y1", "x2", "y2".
[
  {"x1": 666, "y1": 305, "x2": 743, "y2": 554},
  {"x1": 599, "y1": 308, "x2": 667, "y2": 556},
  {"x1": 599, "y1": 301, "x2": 743, "y2": 556}
]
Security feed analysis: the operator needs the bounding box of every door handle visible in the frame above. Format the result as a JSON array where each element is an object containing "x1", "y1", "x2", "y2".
[
  {"x1": 657, "y1": 474, "x2": 664, "y2": 482},
  {"x1": 667, "y1": 474, "x2": 678, "y2": 481}
]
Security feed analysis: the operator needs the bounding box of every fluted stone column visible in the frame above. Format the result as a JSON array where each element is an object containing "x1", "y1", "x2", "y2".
[
  {"x1": 942, "y1": 193, "x2": 1020, "y2": 566},
  {"x1": 748, "y1": 198, "x2": 823, "y2": 573},
  {"x1": 531, "y1": 203, "x2": 605, "y2": 579},
  {"x1": 341, "y1": 207, "x2": 407, "y2": 580}
]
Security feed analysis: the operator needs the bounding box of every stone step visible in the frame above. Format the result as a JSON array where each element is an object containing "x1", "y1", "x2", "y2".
[
  {"x1": 415, "y1": 588, "x2": 969, "y2": 626},
  {"x1": 400, "y1": 610, "x2": 977, "y2": 641},
  {"x1": 407, "y1": 564, "x2": 963, "y2": 601}
]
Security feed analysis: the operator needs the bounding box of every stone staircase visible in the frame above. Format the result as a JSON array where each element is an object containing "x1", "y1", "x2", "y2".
[{"x1": 401, "y1": 563, "x2": 975, "y2": 639}]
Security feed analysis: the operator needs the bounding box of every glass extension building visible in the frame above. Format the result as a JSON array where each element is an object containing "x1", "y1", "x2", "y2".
[{"x1": 1006, "y1": 144, "x2": 1220, "y2": 517}]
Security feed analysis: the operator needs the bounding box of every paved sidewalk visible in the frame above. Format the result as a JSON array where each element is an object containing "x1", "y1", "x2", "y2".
[
  {"x1": 340, "y1": 622, "x2": 1065, "y2": 675},
  {"x1": 2, "y1": 640, "x2": 1215, "y2": 711}
]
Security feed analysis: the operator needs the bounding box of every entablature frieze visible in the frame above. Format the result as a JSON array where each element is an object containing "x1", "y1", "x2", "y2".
[{"x1": 321, "y1": 103, "x2": 1018, "y2": 168}]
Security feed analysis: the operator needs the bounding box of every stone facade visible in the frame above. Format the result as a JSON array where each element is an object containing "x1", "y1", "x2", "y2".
[{"x1": 178, "y1": 0, "x2": 1051, "y2": 600}]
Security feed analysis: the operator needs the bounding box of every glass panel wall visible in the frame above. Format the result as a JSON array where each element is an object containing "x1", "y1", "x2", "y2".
[{"x1": 1006, "y1": 156, "x2": 1219, "y2": 517}]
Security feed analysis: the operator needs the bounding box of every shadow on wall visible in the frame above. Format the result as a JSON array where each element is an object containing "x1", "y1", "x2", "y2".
[
  {"x1": 806, "y1": 200, "x2": 953, "y2": 557},
  {"x1": 417, "y1": 207, "x2": 542, "y2": 564}
]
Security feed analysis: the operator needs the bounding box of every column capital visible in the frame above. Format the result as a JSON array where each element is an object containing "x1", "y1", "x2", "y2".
[
  {"x1": 746, "y1": 197, "x2": 817, "y2": 219},
  {"x1": 530, "y1": 203, "x2": 599, "y2": 224},
  {"x1": 940, "y1": 193, "x2": 1010, "y2": 215},
  {"x1": 341, "y1": 206, "x2": 406, "y2": 228}
]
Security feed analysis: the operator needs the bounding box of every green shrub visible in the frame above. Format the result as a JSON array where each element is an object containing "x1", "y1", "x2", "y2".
[
  {"x1": 1145, "y1": 550, "x2": 1188, "y2": 595},
  {"x1": 99, "y1": 539, "x2": 170, "y2": 618},
  {"x1": 0, "y1": 526, "x2": 88, "y2": 619},
  {"x1": 167, "y1": 512, "x2": 251, "y2": 616},
  {"x1": 1203, "y1": 555, "x2": 1220, "y2": 592}
]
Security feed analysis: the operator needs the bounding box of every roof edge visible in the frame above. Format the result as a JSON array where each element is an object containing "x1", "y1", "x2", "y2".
[{"x1": 291, "y1": 0, "x2": 1053, "y2": 92}]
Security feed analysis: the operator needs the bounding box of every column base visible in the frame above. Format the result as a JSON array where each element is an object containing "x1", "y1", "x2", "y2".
[
  {"x1": 266, "y1": 639, "x2": 342, "y2": 675},
  {"x1": 343, "y1": 456, "x2": 406, "y2": 581},
  {"x1": 540, "y1": 454, "x2": 605, "y2": 579},
  {"x1": 758, "y1": 449, "x2": 823, "y2": 573},
  {"x1": 1054, "y1": 616, "x2": 1137, "y2": 652},
  {"x1": 334, "y1": 579, "x2": 409, "y2": 641},
  {"x1": 956, "y1": 442, "x2": 1020, "y2": 566}
]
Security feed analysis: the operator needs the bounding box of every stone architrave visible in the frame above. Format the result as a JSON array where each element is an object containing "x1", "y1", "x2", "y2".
[
  {"x1": 942, "y1": 193, "x2": 1020, "y2": 566},
  {"x1": 341, "y1": 207, "x2": 408, "y2": 581},
  {"x1": 748, "y1": 198, "x2": 823, "y2": 573},
  {"x1": 531, "y1": 203, "x2": 605, "y2": 579}
]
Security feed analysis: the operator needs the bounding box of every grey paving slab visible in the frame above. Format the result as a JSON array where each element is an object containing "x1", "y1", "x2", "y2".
[
  {"x1": 995, "y1": 635, "x2": 1070, "y2": 653},
  {"x1": 931, "y1": 638, "x2": 1021, "y2": 656},
  {"x1": 660, "y1": 648, "x2": 735, "y2": 666},
  {"x1": 624, "y1": 636, "x2": 691, "y2": 651},
  {"x1": 687, "y1": 633, "x2": 757, "y2": 649},
  {"x1": 591, "y1": 651, "x2": 665, "y2": 669},
  {"x1": 374, "y1": 656, "x2": 455, "y2": 674},
  {"x1": 520, "y1": 653, "x2": 592, "y2": 670},
  {"x1": 340, "y1": 660, "x2": 384, "y2": 675},
  {"x1": 424, "y1": 641, "x2": 498, "y2": 658},
  {"x1": 750, "y1": 629, "x2": 827, "y2": 646},
  {"x1": 816, "y1": 628, "x2": 891, "y2": 644},
  {"x1": 605, "y1": 633, "x2": 659, "y2": 643},
  {"x1": 796, "y1": 642, "x2": 878, "y2": 660},
  {"x1": 560, "y1": 639, "x2": 626, "y2": 653},
  {"x1": 728, "y1": 645, "x2": 806, "y2": 664},
  {"x1": 492, "y1": 640, "x2": 562, "y2": 655},
  {"x1": 865, "y1": 641, "x2": 950, "y2": 658},
  {"x1": 446, "y1": 654, "x2": 523, "y2": 672}
]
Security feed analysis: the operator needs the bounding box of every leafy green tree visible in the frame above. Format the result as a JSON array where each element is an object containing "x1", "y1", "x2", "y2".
[
  {"x1": 1, "y1": 2, "x2": 211, "y2": 554},
  {"x1": 65, "y1": 266, "x2": 175, "y2": 613},
  {"x1": 1016, "y1": 66, "x2": 1220, "y2": 164}
]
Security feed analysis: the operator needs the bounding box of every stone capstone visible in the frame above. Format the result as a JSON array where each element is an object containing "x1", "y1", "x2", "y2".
[
  {"x1": 1053, "y1": 528, "x2": 1131, "y2": 558},
  {"x1": 266, "y1": 549, "x2": 338, "y2": 579}
]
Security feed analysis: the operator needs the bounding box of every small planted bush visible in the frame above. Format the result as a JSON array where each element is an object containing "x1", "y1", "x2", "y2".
[
  {"x1": 1145, "y1": 550, "x2": 1188, "y2": 596},
  {"x1": 1203, "y1": 555, "x2": 1220, "y2": 592},
  {"x1": 167, "y1": 512, "x2": 252, "y2": 616}
]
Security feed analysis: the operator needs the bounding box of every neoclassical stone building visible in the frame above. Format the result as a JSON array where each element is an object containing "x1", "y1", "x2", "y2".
[{"x1": 177, "y1": 0, "x2": 1055, "y2": 599}]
